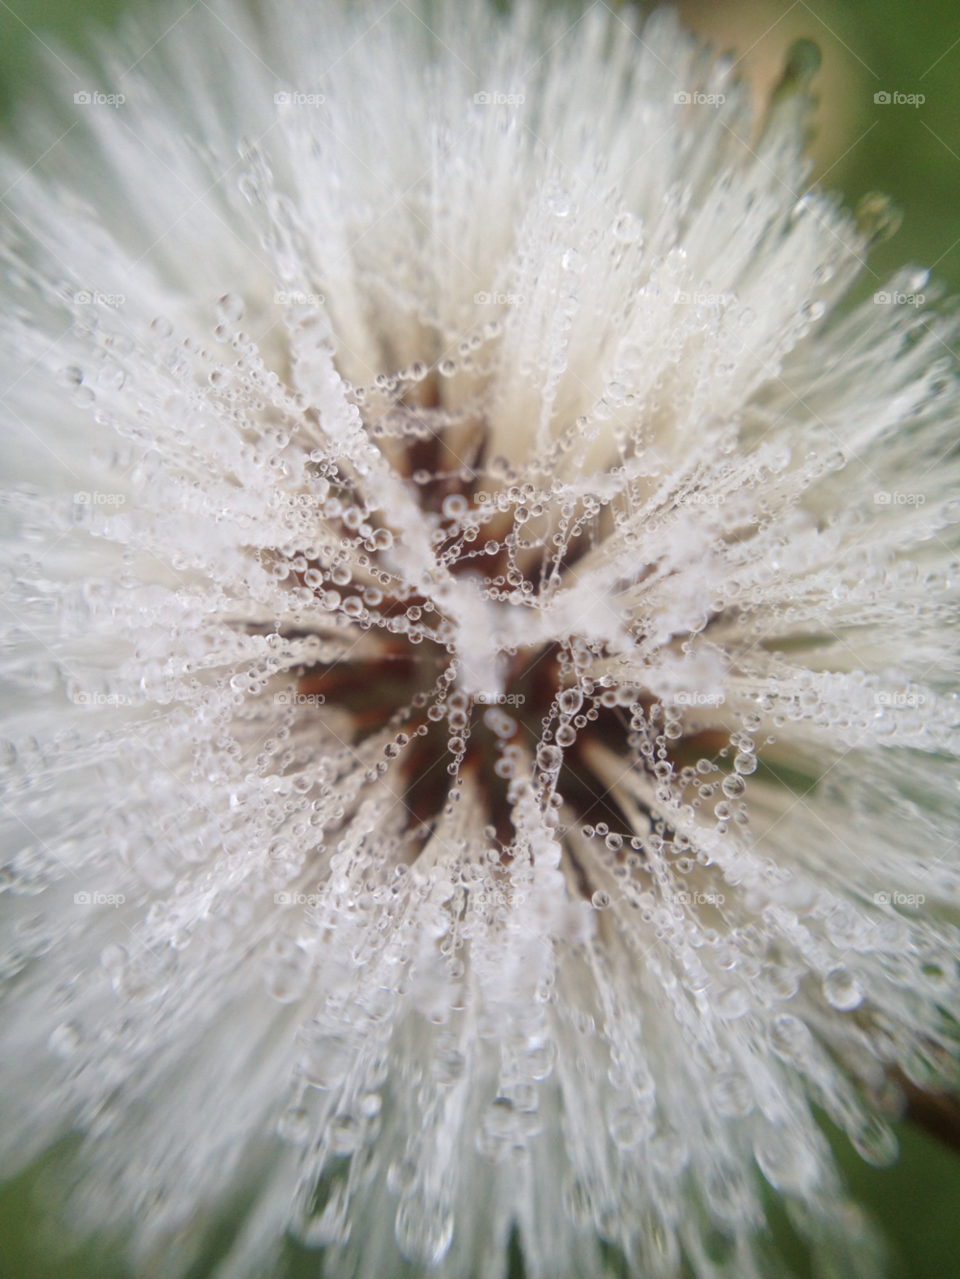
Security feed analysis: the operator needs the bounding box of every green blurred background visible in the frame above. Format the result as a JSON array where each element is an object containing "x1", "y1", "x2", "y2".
[{"x1": 2, "y1": 1, "x2": 960, "y2": 1276}]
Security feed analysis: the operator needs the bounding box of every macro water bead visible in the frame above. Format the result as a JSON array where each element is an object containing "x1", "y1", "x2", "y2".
[{"x1": 1, "y1": 2, "x2": 959, "y2": 1277}]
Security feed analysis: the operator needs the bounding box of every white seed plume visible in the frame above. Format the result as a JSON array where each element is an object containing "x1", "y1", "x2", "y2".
[{"x1": 1, "y1": 2, "x2": 959, "y2": 1277}]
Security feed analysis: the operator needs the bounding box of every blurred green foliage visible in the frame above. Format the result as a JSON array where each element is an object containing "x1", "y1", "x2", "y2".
[
  {"x1": 2, "y1": 1, "x2": 960, "y2": 1276},
  {"x1": 837, "y1": 0, "x2": 960, "y2": 298}
]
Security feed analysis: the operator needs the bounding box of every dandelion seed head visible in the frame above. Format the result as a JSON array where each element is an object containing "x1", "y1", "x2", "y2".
[{"x1": 1, "y1": 2, "x2": 959, "y2": 1277}]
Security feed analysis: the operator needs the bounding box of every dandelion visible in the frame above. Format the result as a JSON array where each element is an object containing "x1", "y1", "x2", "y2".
[{"x1": 1, "y1": 2, "x2": 959, "y2": 1276}]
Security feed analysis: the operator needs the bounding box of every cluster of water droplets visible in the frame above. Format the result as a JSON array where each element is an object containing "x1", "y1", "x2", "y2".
[{"x1": 1, "y1": 2, "x2": 960, "y2": 1277}]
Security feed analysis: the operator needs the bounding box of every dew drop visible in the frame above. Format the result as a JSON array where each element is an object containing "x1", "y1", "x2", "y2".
[
  {"x1": 442, "y1": 494, "x2": 468, "y2": 519},
  {"x1": 328, "y1": 1113, "x2": 362, "y2": 1155},
  {"x1": 48, "y1": 1022, "x2": 80, "y2": 1058},
  {"x1": 769, "y1": 1014, "x2": 812, "y2": 1063},
  {"x1": 721, "y1": 774, "x2": 746, "y2": 799},
  {"x1": 299, "y1": 1031, "x2": 353, "y2": 1089},
  {"x1": 855, "y1": 192, "x2": 903, "y2": 245},
  {"x1": 558, "y1": 688, "x2": 583, "y2": 715},
  {"x1": 710, "y1": 1072, "x2": 754, "y2": 1118},
  {"x1": 716, "y1": 987, "x2": 749, "y2": 1020},
  {"x1": 823, "y1": 966, "x2": 863, "y2": 1011},
  {"x1": 800, "y1": 300, "x2": 827, "y2": 322},
  {"x1": 563, "y1": 1176, "x2": 596, "y2": 1227},
  {"x1": 216, "y1": 293, "x2": 245, "y2": 323},
  {"x1": 358, "y1": 1091, "x2": 382, "y2": 1118},
  {"x1": 850, "y1": 1114, "x2": 899, "y2": 1167},
  {"x1": 395, "y1": 1195, "x2": 454, "y2": 1266},
  {"x1": 612, "y1": 212, "x2": 641, "y2": 243},
  {"x1": 266, "y1": 962, "x2": 309, "y2": 1003},
  {"x1": 608, "y1": 1106, "x2": 648, "y2": 1149},
  {"x1": 277, "y1": 1106, "x2": 311, "y2": 1145},
  {"x1": 537, "y1": 744, "x2": 563, "y2": 772},
  {"x1": 433, "y1": 1047, "x2": 466, "y2": 1085},
  {"x1": 525, "y1": 1039, "x2": 557, "y2": 1080}
]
